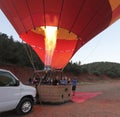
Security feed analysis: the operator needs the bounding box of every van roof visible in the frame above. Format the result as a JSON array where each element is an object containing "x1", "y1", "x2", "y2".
[{"x1": 0, "y1": 69, "x2": 10, "y2": 72}]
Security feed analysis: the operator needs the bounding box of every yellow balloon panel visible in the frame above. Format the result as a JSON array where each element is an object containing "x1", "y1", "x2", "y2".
[{"x1": 31, "y1": 27, "x2": 77, "y2": 40}]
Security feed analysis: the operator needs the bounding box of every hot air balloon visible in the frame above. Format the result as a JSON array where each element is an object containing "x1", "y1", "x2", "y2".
[
  {"x1": 0, "y1": 0, "x2": 120, "y2": 70},
  {"x1": 0, "y1": 0, "x2": 120, "y2": 104}
]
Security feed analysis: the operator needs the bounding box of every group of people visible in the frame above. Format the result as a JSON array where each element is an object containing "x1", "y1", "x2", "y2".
[
  {"x1": 28, "y1": 75, "x2": 77, "y2": 96},
  {"x1": 41, "y1": 76, "x2": 71, "y2": 85}
]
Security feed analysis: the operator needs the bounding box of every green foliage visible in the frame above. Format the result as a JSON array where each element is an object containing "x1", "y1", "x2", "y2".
[
  {"x1": 64, "y1": 62, "x2": 81, "y2": 76},
  {"x1": 81, "y1": 62, "x2": 120, "y2": 78},
  {"x1": 106, "y1": 71, "x2": 117, "y2": 78},
  {"x1": 64, "y1": 61, "x2": 120, "y2": 78},
  {"x1": 0, "y1": 33, "x2": 44, "y2": 69},
  {"x1": 92, "y1": 71, "x2": 101, "y2": 76}
]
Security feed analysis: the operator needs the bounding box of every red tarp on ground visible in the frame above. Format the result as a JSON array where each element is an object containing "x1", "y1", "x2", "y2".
[{"x1": 72, "y1": 92, "x2": 102, "y2": 103}]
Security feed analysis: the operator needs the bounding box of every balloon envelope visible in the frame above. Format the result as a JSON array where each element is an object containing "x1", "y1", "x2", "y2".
[{"x1": 0, "y1": 0, "x2": 120, "y2": 69}]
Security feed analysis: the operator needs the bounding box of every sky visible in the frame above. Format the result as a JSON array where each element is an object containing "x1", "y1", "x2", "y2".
[{"x1": 0, "y1": 9, "x2": 120, "y2": 65}]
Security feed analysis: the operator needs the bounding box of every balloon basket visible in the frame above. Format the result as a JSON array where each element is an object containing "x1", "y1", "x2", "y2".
[
  {"x1": 31, "y1": 69, "x2": 72, "y2": 104},
  {"x1": 37, "y1": 84, "x2": 72, "y2": 104}
]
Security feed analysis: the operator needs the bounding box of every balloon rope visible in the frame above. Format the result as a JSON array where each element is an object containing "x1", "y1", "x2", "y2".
[
  {"x1": 81, "y1": 37, "x2": 103, "y2": 63},
  {"x1": 22, "y1": 41, "x2": 36, "y2": 71}
]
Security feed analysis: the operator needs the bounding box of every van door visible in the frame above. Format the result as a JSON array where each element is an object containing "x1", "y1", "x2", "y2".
[{"x1": 0, "y1": 71, "x2": 21, "y2": 112}]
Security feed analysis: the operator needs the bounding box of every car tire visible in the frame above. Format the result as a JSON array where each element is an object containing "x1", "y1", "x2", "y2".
[{"x1": 16, "y1": 97, "x2": 33, "y2": 115}]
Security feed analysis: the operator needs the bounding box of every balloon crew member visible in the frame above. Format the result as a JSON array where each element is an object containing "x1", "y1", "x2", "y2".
[{"x1": 72, "y1": 78, "x2": 77, "y2": 96}]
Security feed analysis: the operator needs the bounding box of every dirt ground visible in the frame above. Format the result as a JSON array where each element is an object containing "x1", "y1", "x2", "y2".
[{"x1": 1, "y1": 80, "x2": 120, "y2": 117}]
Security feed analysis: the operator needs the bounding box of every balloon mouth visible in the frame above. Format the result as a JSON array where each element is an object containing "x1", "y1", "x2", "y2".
[
  {"x1": 44, "y1": 65, "x2": 63, "y2": 70},
  {"x1": 44, "y1": 65, "x2": 52, "y2": 71}
]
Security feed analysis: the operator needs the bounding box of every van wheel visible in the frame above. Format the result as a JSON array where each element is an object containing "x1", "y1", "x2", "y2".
[{"x1": 16, "y1": 97, "x2": 33, "y2": 115}]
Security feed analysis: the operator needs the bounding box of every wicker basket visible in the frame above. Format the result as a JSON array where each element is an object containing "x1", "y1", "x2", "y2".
[{"x1": 37, "y1": 85, "x2": 72, "y2": 104}]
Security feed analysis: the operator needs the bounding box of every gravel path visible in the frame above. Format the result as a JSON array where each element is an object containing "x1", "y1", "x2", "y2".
[{"x1": 1, "y1": 80, "x2": 120, "y2": 117}]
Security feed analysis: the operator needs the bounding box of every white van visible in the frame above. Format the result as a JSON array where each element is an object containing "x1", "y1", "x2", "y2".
[{"x1": 0, "y1": 69, "x2": 36, "y2": 115}]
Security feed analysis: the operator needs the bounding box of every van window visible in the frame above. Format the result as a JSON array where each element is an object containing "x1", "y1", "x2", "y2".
[{"x1": 0, "y1": 71, "x2": 17, "y2": 86}]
